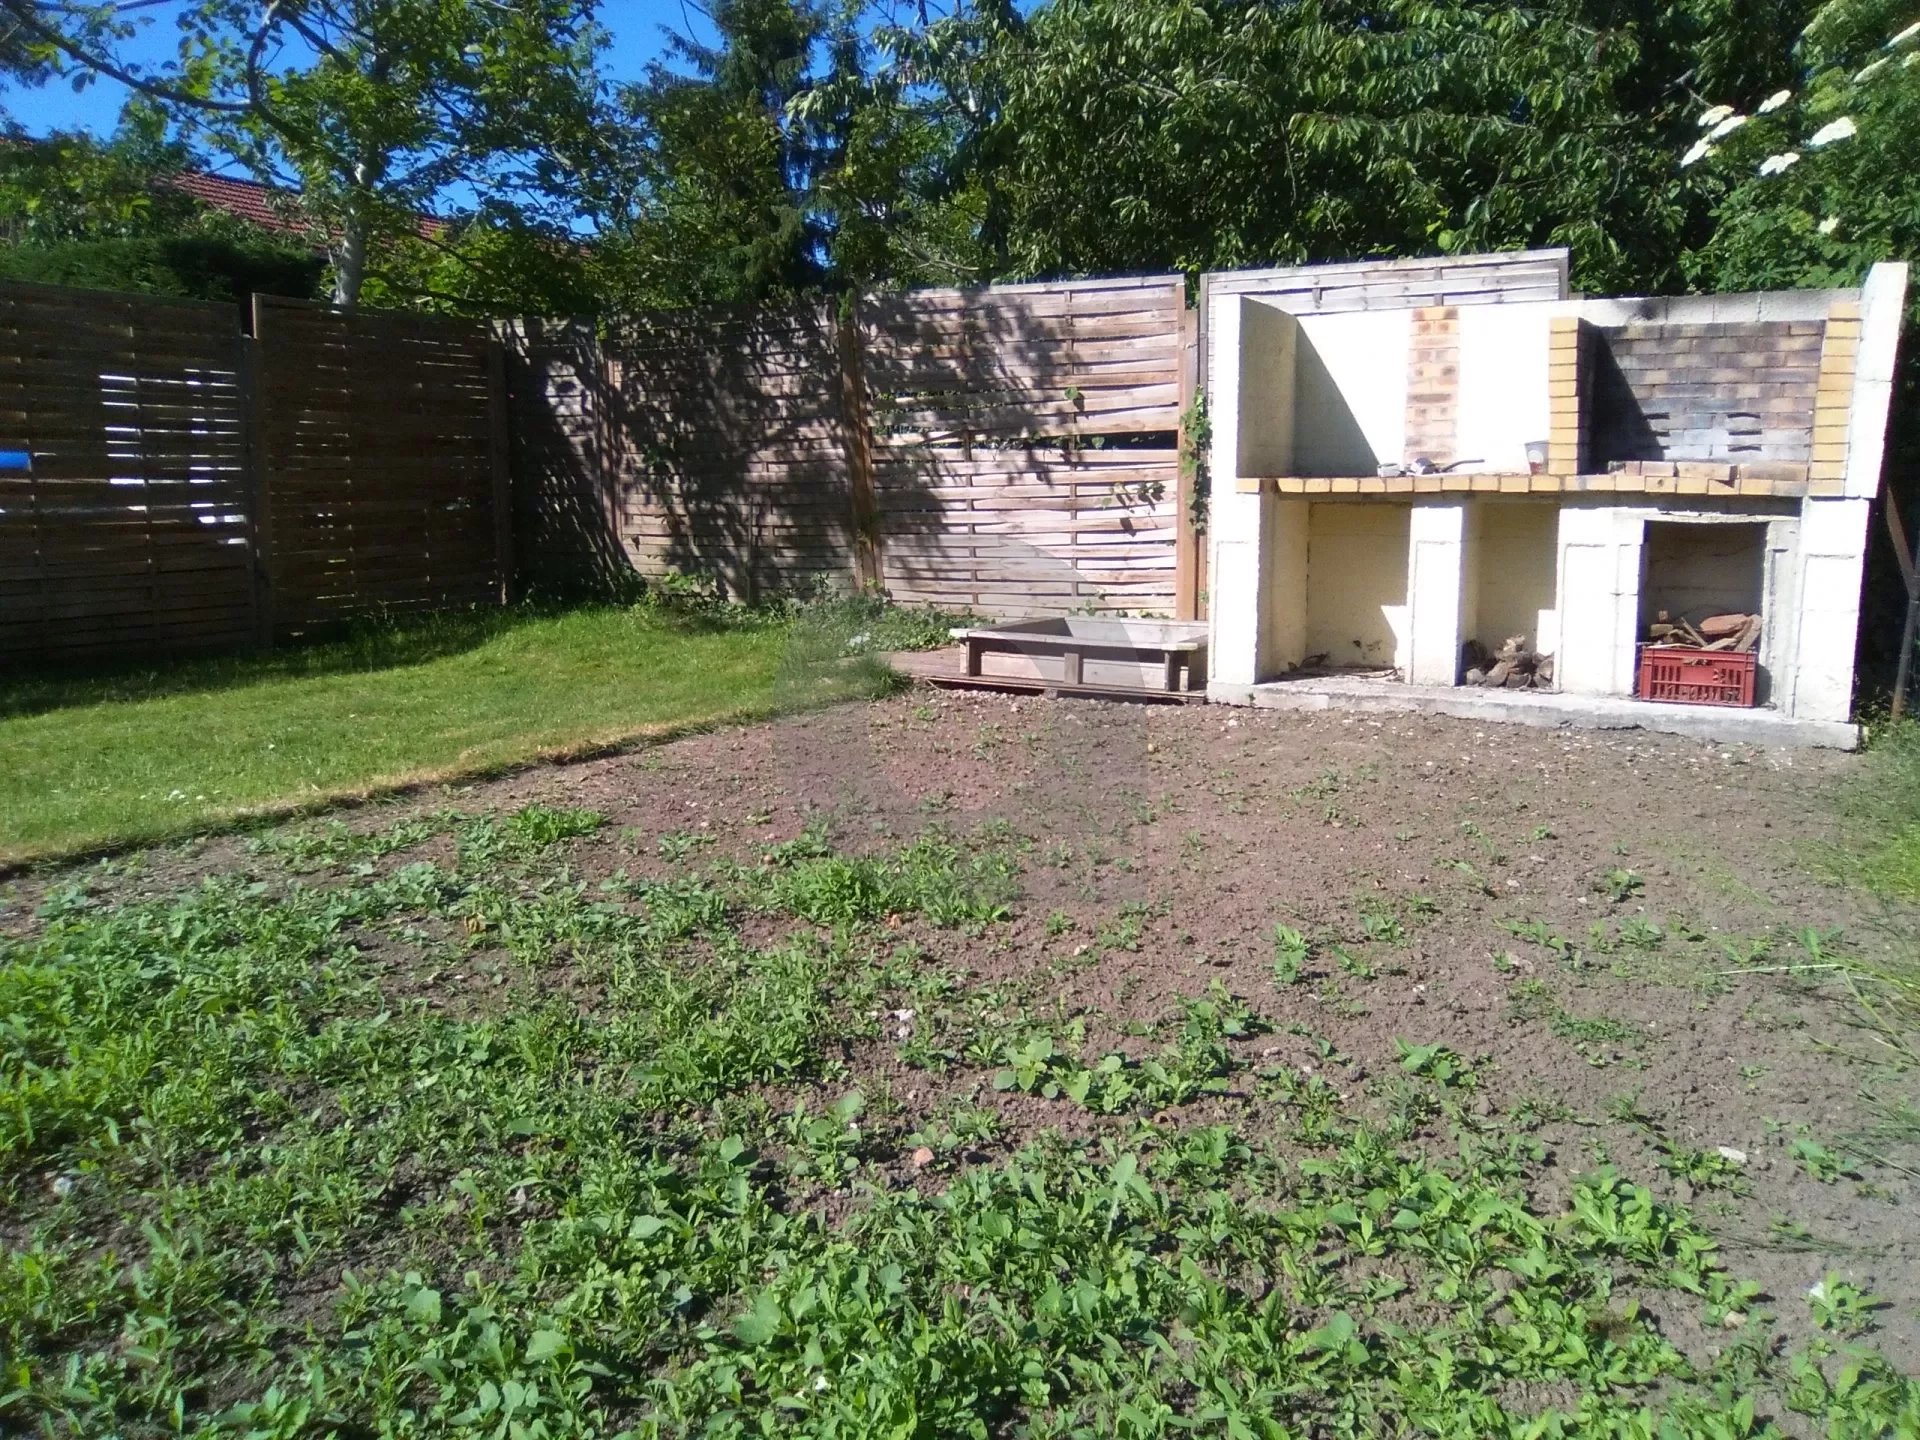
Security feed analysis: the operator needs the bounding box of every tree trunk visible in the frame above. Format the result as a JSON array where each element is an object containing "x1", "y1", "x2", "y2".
[
  {"x1": 331, "y1": 214, "x2": 368, "y2": 308},
  {"x1": 331, "y1": 157, "x2": 381, "y2": 309}
]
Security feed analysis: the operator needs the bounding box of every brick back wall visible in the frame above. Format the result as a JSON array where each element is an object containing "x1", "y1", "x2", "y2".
[
  {"x1": 1589, "y1": 319, "x2": 1824, "y2": 465},
  {"x1": 1404, "y1": 305, "x2": 1459, "y2": 469}
]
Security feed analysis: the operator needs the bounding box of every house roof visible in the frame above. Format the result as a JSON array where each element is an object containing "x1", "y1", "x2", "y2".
[{"x1": 165, "y1": 170, "x2": 449, "y2": 243}]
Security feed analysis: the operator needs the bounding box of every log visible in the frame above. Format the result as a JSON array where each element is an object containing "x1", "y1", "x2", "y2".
[{"x1": 1697, "y1": 613, "x2": 1752, "y2": 640}]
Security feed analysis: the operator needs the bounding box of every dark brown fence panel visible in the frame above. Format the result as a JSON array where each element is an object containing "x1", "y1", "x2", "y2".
[
  {"x1": 599, "y1": 302, "x2": 857, "y2": 602},
  {"x1": 501, "y1": 318, "x2": 621, "y2": 597},
  {"x1": 0, "y1": 283, "x2": 255, "y2": 664},
  {"x1": 255, "y1": 295, "x2": 502, "y2": 637},
  {"x1": 862, "y1": 276, "x2": 1186, "y2": 617}
]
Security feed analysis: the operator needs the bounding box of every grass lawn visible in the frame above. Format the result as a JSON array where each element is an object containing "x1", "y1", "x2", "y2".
[
  {"x1": 0, "y1": 599, "x2": 937, "y2": 865},
  {"x1": 2, "y1": 697, "x2": 1918, "y2": 1437}
]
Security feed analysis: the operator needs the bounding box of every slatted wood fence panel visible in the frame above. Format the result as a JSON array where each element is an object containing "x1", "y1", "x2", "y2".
[
  {"x1": 0, "y1": 283, "x2": 255, "y2": 663},
  {"x1": 501, "y1": 318, "x2": 622, "y2": 595},
  {"x1": 863, "y1": 276, "x2": 1186, "y2": 617},
  {"x1": 255, "y1": 296, "x2": 503, "y2": 636},
  {"x1": 599, "y1": 302, "x2": 857, "y2": 602},
  {"x1": 874, "y1": 449, "x2": 1179, "y2": 613}
]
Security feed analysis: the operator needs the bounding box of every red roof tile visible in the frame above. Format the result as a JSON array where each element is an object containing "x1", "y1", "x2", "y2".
[{"x1": 164, "y1": 171, "x2": 449, "y2": 242}]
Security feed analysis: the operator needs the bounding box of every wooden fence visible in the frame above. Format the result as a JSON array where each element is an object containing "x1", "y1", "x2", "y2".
[
  {"x1": 0, "y1": 281, "x2": 507, "y2": 666},
  {"x1": 507, "y1": 275, "x2": 1199, "y2": 618},
  {"x1": 0, "y1": 286, "x2": 256, "y2": 662},
  {"x1": 9, "y1": 270, "x2": 1203, "y2": 667},
  {"x1": 254, "y1": 295, "x2": 508, "y2": 637}
]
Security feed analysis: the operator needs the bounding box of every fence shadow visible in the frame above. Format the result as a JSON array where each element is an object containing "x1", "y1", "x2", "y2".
[
  {"x1": 0, "y1": 604, "x2": 548, "y2": 722},
  {"x1": 502, "y1": 318, "x2": 631, "y2": 600},
  {"x1": 497, "y1": 278, "x2": 1192, "y2": 618}
]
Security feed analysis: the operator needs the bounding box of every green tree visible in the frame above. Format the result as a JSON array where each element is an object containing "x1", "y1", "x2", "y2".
[
  {"x1": 0, "y1": 105, "x2": 195, "y2": 245},
  {"x1": 1682, "y1": 0, "x2": 1919, "y2": 291},
  {"x1": 0, "y1": 100, "x2": 322, "y2": 301},
  {"x1": 599, "y1": 0, "x2": 830, "y2": 306},
  {"x1": 887, "y1": 0, "x2": 1810, "y2": 294},
  {"x1": 5, "y1": 0, "x2": 613, "y2": 306}
]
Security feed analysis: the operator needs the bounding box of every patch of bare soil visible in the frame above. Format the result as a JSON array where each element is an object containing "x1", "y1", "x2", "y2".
[{"x1": 7, "y1": 687, "x2": 1915, "y2": 1372}]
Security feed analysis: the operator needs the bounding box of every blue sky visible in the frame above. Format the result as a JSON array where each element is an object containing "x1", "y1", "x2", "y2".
[{"x1": 3, "y1": 1, "x2": 721, "y2": 137}]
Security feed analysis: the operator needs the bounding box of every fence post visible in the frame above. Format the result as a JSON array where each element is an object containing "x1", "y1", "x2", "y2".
[
  {"x1": 1174, "y1": 277, "x2": 1203, "y2": 621},
  {"x1": 243, "y1": 298, "x2": 275, "y2": 648},
  {"x1": 837, "y1": 298, "x2": 883, "y2": 592},
  {"x1": 487, "y1": 334, "x2": 515, "y2": 605}
]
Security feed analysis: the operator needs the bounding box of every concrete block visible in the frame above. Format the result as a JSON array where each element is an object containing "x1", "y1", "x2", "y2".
[
  {"x1": 1407, "y1": 502, "x2": 1468, "y2": 685},
  {"x1": 1844, "y1": 261, "x2": 1910, "y2": 500}
]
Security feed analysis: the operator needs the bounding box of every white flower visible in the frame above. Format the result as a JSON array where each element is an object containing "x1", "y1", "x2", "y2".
[
  {"x1": 1808, "y1": 116, "x2": 1858, "y2": 147},
  {"x1": 1708, "y1": 113, "x2": 1749, "y2": 140},
  {"x1": 1698, "y1": 103, "x2": 1735, "y2": 128},
  {"x1": 1759, "y1": 151, "x2": 1800, "y2": 175},
  {"x1": 813, "y1": 1374, "x2": 830, "y2": 1392},
  {"x1": 1758, "y1": 89, "x2": 1793, "y2": 114},
  {"x1": 1808, "y1": 1279, "x2": 1828, "y2": 1301},
  {"x1": 1889, "y1": 20, "x2": 1920, "y2": 47},
  {"x1": 1819, "y1": 216, "x2": 1841, "y2": 236},
  {"x1": 1681, "y1": 137, "x2": 1716, "y2": 167}
]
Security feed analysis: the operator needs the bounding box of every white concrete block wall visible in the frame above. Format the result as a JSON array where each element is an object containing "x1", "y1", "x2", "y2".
[
  {"x1": 1293, "y1": 311, "x2": 1411, "y2": 474},
  {"x1": 1846, "y1": 262, "x2": 1910, "y2": 500},
  {"x1": 1237, "y1": 301, "x2": 1299, "y2": 478},
  {"x1": 1302, "y1": 503, "x2": 1410, "y2": 669},
  {"x1": 1207, "y1": 290, "x2": 1263, "y2": 685},
  {"x1": 1556, "y1": 505, "x2": 1644, "y2": 697},
  {"x1": 1407, "y1": 503, "x2": 1468, "y2": 684},
  {"x1": 1790, "y1": 497, "x2": 1872, "y2": 723},
  {"x1": 1201, "y1": 256, "x2": 1903, "y2": 735},
  {"x1": 1265, "y1": 498, "x2": 1309, "y2": 672},
  {"x1": 1456, "y1": 305, "x2": 1555, "y2": 473}
]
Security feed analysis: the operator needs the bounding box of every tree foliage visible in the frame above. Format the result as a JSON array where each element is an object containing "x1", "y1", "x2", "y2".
[
  {"x1": 4, "y1": 0, "x2": 612, "y2": 305},
  {"x1": 1683, "y1": 0, "x2": 1920, "y2": 292},
  {"x1": 5, "y1": 0, "x2": 1914, "y2": 315}
]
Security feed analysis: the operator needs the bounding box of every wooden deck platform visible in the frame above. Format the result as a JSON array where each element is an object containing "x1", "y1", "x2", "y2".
[{"x1": 887, "y1": 646, "x2": 1209, "y2": 704}]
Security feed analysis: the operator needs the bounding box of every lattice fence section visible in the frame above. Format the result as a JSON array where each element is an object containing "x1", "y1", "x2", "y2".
[{"x1": 0, "y1": 283, "x2": 254, "y2": 663}]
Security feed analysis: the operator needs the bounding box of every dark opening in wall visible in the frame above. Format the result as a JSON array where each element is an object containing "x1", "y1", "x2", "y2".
[{"x1": 1639, "y1": 520, "x2": 1772, "y2": 701}]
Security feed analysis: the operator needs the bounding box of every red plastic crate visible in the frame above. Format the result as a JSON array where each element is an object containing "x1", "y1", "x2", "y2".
[{"x1": 1636, "y1": 646, "x2": 1757, "y2": 708}]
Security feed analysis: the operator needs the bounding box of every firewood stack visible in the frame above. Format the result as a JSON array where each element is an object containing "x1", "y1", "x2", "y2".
[
  {"x1": 1462, "y1": 636, "x2": 1555, "y2": 690},
  {"x1": 1644, "y1": 611, "x2": 1761, "y2": 653}
]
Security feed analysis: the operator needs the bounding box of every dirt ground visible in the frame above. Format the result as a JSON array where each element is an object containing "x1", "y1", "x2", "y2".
[{"x1": 7, "y1": 687, "x2": 1917, "y2": 1377}]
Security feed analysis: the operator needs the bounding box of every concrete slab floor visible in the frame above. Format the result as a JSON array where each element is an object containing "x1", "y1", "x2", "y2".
[{"x1": 1208, "y1": 674, "x2": 1860, "y2": 750}]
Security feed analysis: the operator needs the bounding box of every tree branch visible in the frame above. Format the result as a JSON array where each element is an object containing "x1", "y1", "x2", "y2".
[{"x1": 0, "y1": 0, "x2": 253, "y2": 112}]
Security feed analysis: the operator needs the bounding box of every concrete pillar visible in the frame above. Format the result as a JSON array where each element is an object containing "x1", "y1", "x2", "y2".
[
  {"x1": 1556, "y1": 505, "x2": 1644, "y2": 696},
  {"x1": 1406, "y1": 502, "x2": 1468, "y2": 685},
  {"x1": 1210, "y1": 496, "x2": 1267, "y2": 684},
  {"x1": 1788, "y1": 497, "x2": 1871, "y2": 722}
]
